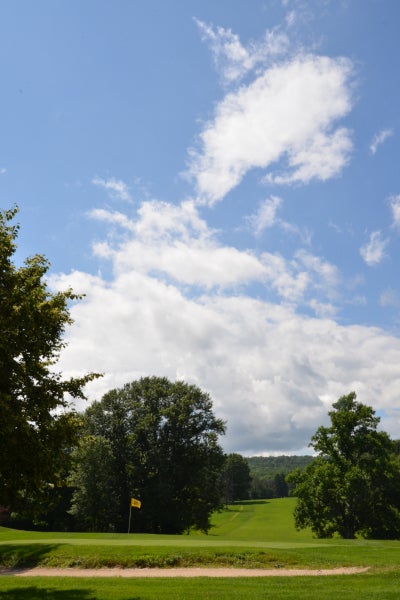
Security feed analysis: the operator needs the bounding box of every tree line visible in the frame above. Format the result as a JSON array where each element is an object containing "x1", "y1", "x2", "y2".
[{"x1": 2, "y1": 207, "x2": 400, "y2": 539}]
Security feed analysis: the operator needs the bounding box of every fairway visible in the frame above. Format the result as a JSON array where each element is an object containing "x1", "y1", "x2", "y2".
[{"x1": 1, "y1": 499, "x2": 400, "y2": 599}]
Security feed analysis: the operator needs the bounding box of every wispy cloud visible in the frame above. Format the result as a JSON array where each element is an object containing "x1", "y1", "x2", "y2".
[
  {"x1": 389, "y1": 194, "x2": 400, "y2": 229},
  {"x1": 380, "y1": 288, "x2": 400, "y2": 309},
  {"x1": 246, "y1": 196, "x2": 311, "y2": 243},
  {"x1": 246, "y1": 196, "x2": 283, "y2": 237},
  {"x1": 360, "y1": 231, "x2": 389, "y2": 266},
  {"x1": 195, "y1": 19, "x2": 290, "y2": 85},
  {"x1": 0, "y1": 167, "x2": 6, "y2": 174},
  {"x1": 370, "y1": 128, "x2": 394, "y2": 155},
  {"x1": 92, "y1": 177, "x2": 132, "y2": 202}
]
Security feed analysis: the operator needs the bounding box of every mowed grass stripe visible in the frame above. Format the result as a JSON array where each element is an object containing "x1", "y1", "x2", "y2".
[
  {"x1": 1, "y1": 499, "x2": 400, "y2": 599},
  {"x1": 1, "y1": 574, "x2": 400, "y2": 600},
  {"x1": 1, "y1": 498, "x2": 400, "y2": 571}
]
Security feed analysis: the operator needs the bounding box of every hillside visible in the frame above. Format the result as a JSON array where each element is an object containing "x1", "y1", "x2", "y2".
[{"x1": 246, "y1": 455, "x2": 314, "y2": 480}]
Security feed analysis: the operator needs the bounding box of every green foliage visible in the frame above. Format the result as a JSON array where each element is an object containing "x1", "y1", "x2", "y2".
[
  {"x1": 221, "y1": 453, "x2": 252, "y2": 503},
  {"x1": 71, "y1": 376, "x2": 226, "y2": 533},
  {"x1": 289, "y1": 392, "x2": 400, "y2": 539},
  {"x1": 246, "y1": 455, "x2": 314, "y2": 480},
  {"x1": 0, "y1": 207, "x2": 100, "y2": 513},
  {"x1": 246, "y1": 456, "x2": 311, "y2": 499},
  {"x1": 69, "y1": 437, "x2": 118, "y2": 532}
]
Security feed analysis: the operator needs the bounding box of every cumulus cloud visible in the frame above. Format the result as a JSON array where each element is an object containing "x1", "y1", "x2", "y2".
[
  {"x1": 88, "y1": 202, "x2": 312, "y2": 295},
  {"x1": 360, "y1": 231, "x2": 389, "y2": 266},
  {"x1": 49, "y1": 201, "x2": 400, "y2": 453},
  {"x1": 53, "y1": 258, "x2": 400, "y2": 453},
  {"x1": 48, "y1": 21, "x2": 400, "y2": 455},
  {"x1": 266, "y1": 127, "x2": 352, "y2": 185},
  {"x1": 370, "y1": 128, "x2": 394, "y2": 155},
  {"x1": 92, "y1": 177, "x2": 132, "y2": 202},
  {"x1": 189, "y1": 54, "x2": 354, "y2": 204}
]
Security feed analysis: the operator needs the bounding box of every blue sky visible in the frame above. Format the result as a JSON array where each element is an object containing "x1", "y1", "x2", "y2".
[{"x1": 2, "y1": 0, "x2": 400, "y2": 454}]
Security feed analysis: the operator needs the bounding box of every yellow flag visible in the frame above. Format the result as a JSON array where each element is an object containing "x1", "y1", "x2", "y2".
[{"x1": 131, "y1": 498, "x2": 141, "y2": 509}]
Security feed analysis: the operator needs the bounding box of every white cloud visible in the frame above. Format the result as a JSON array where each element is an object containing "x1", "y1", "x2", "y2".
[
  {"x1": 246, "y1": 196, "x2": 282, "y2": 236},
  {"x1": 308, "y1": 299, "x2": 337, "y2": 318},
  {"x1": 0, "y1": 167, "x2": 6, "y2": 174},
  {"x1": 195, "y1": 19, "x2": 290, "y2": 84},
  {"x1": 390, "y1": 194, "x2": 400, "y2": 229},
  {"x1": 54, "y1": 260, "x2": 400, "y2": 454},
  {"x1": 86, "y1": 201, "x2": 339, "y2": 305},
  {"x1": 370, "y1": 128, "x2": 394, "y2": 155},
  {"x1": 92, "y1": 177, "x2": 132, "y2": 202},
  {"x1": 89, "y1": 201, "x2": 309, "y2": 295},
  {"x1": 89, "y1": 208, "x2": 135, "y2": 231},
  {"x1": 245, "y1": 196, "x2": 310, "y2": 242},
  {"x1": 360, "y1": 231, "x2": 389, "y2": 266},
  {"x1": 189, "y1": 54, "x2": 354, "y2": 204},
  {"x1": 48, "y1": 201, "x2": 400, "y2": 453},
  {"x1": 266, "y1": 127, "x2": 352, "y2": 185},
  {"x1": 295, "y1": 249, "x2": 340, "y2": 299}
]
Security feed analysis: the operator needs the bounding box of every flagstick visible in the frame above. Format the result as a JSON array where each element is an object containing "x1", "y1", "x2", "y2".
[{"x1": 128, "y1": 503, "x2": 132, "y2": 534}]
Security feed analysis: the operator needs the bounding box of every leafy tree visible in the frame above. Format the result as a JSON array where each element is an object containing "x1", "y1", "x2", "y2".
[
  {"x1": 0, "y1": 207, "x2": 100, "y2": 513},
  {"x1": 69, "y1": 436, "x2": 118, "y2": 532},
  {"x1": 289, "y1": 392, "x2": 400, "y2": 539},
  {"x1": 250, "y1": 476, "x2": 274, "y2": 499},
  {"x1": 247, "y1": 455, "x2": 313, "y2": 480},
  {"x1": 273, "y1": 473, "x2": 289, "y2": 498},
  {"x1": 221, "y1": 453, "x2": 251, "y2": 503},
  {"x1": 73, "y1": 376, "x2": 226, "y2": 533}
]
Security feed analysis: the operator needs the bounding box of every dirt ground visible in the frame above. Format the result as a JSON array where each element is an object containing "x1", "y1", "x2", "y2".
[{"x1": 4, "y1": 566, "x2": 369, "y2": 578}]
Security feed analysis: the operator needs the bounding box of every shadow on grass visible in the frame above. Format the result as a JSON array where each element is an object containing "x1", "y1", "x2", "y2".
[
  {"x1": 239, "y1": 500, "x2": 271, "y2": 506},
  {"x1": 0, "y1": 545, "x2": 60, "y2": 570},
  {"x1": 0, "y1": 587, "x2": 99, "y2": 600},
  {"x1": 224, "y1": 500, "x2": 271, "y2": 508}
]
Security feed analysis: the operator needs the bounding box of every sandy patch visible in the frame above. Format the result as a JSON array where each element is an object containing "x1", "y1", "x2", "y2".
[{"x1": 3, "y1": 566, "x2": 369, "y2": 578}]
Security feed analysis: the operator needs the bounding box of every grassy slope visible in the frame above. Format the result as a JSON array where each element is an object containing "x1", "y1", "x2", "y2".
[
  {"x1": 1, "y1": 499, "x2": 400, "y2": 598},
  {"x1": 1, "y1": 498, "x2": 400, "y2": 570}
]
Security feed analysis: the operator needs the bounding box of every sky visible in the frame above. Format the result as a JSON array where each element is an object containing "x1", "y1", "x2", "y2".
[{"x1": 2, "y1": 0, "x2": 400, "y2": 455}]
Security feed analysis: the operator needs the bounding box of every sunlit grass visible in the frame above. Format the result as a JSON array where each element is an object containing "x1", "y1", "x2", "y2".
[
  {"x1": 1, "y1": 499, "x2": 400, "y2": 572},
  {"x1": 0, "y1": 498, "x2": 400, "y2": 573},
  {"x1": 1, "y1": 574, "x2": 400, "y2": 600},
  {"x1": 1, "y1": 499, "x2": 400, "y2": 598}
]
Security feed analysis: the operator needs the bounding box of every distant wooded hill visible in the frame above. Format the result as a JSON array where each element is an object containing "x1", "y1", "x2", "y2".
[{"x1": 246, "y1": 455, "x2": 314, "y2": 480}]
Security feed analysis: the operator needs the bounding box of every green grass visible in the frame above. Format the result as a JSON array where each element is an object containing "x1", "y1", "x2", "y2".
[
  {"x1": 1, "y1": 574, "x2": 400, "y2": 600},
  {"x1": 1, "y1": 498, "x2": 400, "y2": 598}
]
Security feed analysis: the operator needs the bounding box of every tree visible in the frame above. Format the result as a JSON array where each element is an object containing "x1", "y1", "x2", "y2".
[
  {"x1": 273, "y1": 473, "x2": 289, "y2": 498},
  {"x1": 289, "y1": 392, "x2": 400, "y2": 539},
  {"x1": 72, "y1": 376, "x2": 226, "y2": 533},
  {"x1": 221, "y1": 453, "x2": 251, "y2": 503},
  {"x1": 69, "y1": 436, "x2": 118, "y2": 532},
  {"x1": 0, "y1": 207, "x2": 100, "y2": 513}
]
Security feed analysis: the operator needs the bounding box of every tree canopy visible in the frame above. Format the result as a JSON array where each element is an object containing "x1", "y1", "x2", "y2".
[
  {"x1": 289, "y1": 392, "x2": 400, "y2": 539},
  {"x1": 70, "y1": 376, "x2": 226, "y2": 533},
  {"x1": 0, "y1": 206, "x2": 100, "y2": 512},
  {"x1": 221, "y1": 453, "x2": 251, "y2": 503}
]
